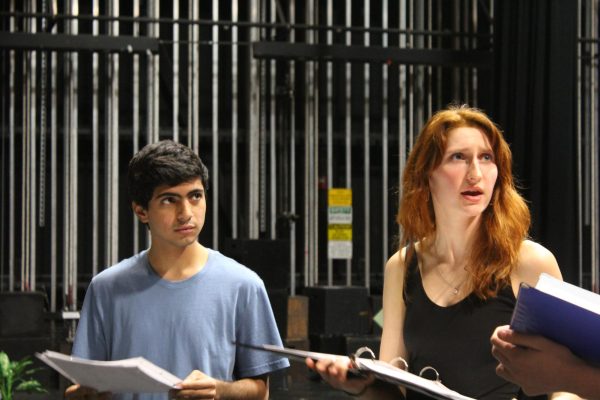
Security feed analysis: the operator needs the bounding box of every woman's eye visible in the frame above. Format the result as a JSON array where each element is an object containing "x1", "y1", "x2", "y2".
[
  {"x1": 482, "y1": 153, "x2": 494, "y2": 161},
  {"x1": 451, "y1": 153, "x2": 465, "y2": 161}
]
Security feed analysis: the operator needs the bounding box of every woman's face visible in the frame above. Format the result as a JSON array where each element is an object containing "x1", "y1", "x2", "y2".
[{"x1": 428, "y1": 126, "x2": 498, "y2": 221}]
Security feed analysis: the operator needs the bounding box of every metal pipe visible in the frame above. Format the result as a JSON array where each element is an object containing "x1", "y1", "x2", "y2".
[
  {"x1": 259, "y1": 6, "x2": 267, "y2": 237},
  {"x1": 192, "y1": 1, "x2": 199, "y2": 154},
  {"x1": 382, "y1": 0, "x2": 389, "y2": 265},
  {"x1": 173, "y1": 0, "x2": 180, "y2": 142},
  {"x1": 232, "y1": 0, "x2": 239, "y2": 239},
  {"x1": 576, "y1": 0, "x2": 583, "y2": 287},
  {"x1": 147, "y1": 0, "x2": 155, "y2": 146},
  {"x1": 132, "y1": 0, "x2": 140, "y2": 255},
  {"x1": 326, "y1": 0, "x2": 333, "y2": 286},
  {"x1": 153, "y1": 0, "x2": 160, "y2": 144},
  {"x1": 249, "y1": 0, "x2": 260, "y2": 239},
  {"x1": 589, "y1": 2, "x2": 600, "y2": 291},
  {"x1": 70, "y1": 0, "x2": 79, "y2": 307},
  {"x1": 363, "y1": 0, "x2": 371, "y2": 290},
  {"x1": 62, "y1": 2, "x2": 71, "y2": 306},
  {"x1": 270, "y1": 0, "x2": 277, "y2": 240},
  {"x1": 8, "y1": 0, "x2": 15, "y2": 291},
  {"x1": 399, "y1": 0, "x2": 407, "y2": 230},
  {"x1": 345, "y1": 0, "x2": 352, "y2": 285},
  {"x1": 92, "y1": 0, "x2": 100, "y2": 274},
  {"x1": 289, "y1": 0, "x2": 297, "y2": 295},
  {"x1": 304, "y1": 0, "x2": 314, "y2": 286},
  {"x1": 212, "y1": 0, "x2": 219, "y2": 249},
  {"x1": 50, "y1": 4, "x2": 57, "y2": 310}
]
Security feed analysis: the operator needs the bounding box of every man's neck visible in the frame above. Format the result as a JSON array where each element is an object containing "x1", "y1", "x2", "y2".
[{"x1": 147, "y1": 242, "x2": 208, "y2": 281}]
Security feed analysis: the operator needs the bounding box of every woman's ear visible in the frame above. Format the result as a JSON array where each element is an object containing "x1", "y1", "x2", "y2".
[{"x1": 132, "y1": 202, "x2": 149, "y2": 223}]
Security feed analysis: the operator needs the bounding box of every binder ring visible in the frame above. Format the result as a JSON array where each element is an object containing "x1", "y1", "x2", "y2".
[
  {"x1": 389, "y1": 356, "x2": 409, "y2": 370},
  {"x1": 353, "y1": 347, "x2": 376, "y2": 360},
  {"x1": 418, "y1": 366, "x2": 441, "y2": 382}
]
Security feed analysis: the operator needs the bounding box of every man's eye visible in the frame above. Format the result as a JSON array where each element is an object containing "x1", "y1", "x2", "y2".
[
  {"x1": 161, "y1": 197, "x2": 175, "y2": 204},
  {"x1": 192, "y1": 192, "x2": 204, "y2": 200}
]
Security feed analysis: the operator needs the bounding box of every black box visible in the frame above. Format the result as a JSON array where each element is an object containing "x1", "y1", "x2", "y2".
[
  {"x1": 304, "y1": 286, "x2": 370, "y2": 335},
  {"x1": 0, "y1": 292, "x2": 47, "y2": 337},
  {"x1": 221, "y1": 239, "x2": 290, "y2": 290}
]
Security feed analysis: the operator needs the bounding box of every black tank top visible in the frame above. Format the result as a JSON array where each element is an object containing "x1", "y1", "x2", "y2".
[{"x1": 403, "y1": 252, "x2": 545, "y2": 400}]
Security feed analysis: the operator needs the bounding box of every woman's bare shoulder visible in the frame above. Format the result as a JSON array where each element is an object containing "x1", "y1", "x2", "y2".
[{"x1": 515, "y1": 240, "x2": 562, "y2": 286}]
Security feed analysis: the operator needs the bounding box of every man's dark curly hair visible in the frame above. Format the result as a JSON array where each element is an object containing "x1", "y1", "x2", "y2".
[{"x1": 127, "y1": 140, "x2": 209, "y2": 209}]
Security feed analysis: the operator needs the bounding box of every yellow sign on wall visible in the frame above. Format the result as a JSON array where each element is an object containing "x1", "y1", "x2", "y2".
[{"x1": 328, "y1": 188, "x2": 352, "y2": 259}]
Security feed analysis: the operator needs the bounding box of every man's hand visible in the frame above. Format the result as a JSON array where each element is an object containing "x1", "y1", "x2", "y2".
[
  {"x1": 64, "y1": 384, "x2": 111, "y2": 399},
  {"x1": 170, "y1": 370, "x2": 218, "y2": 399},
  {"x1": 491, "y1": 325, "x2": 584, "y2": 396}
]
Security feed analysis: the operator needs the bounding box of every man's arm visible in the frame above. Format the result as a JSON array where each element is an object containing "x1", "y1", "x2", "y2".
[
  {"x1": 491, "y1": 325, "x2": 600, "y2": 399},
  {"x1": 172, "y1": 371, "x2": 269, "y2": 400}
]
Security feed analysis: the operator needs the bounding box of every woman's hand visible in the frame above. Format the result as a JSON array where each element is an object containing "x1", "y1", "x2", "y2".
[{"x1": 306, "y1": 357, "x2": 375, "y2": 396}]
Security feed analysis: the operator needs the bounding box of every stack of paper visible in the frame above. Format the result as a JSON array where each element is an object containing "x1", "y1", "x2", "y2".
[{"x1": 36, "y1": 350, "x2": 181, "y2": 393}]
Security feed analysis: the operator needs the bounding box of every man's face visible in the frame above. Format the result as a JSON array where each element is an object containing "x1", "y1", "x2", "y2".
[{"x1": 133, "y1": 178, "x2": 206, "y2": 250}]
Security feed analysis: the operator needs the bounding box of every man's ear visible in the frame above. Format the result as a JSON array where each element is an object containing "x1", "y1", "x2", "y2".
[{"x1": 132, "y1": 202, "x2": 149, "y2": 223}]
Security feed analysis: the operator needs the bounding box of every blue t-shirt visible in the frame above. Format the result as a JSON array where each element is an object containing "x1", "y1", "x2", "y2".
[{"x1": 72, "y1": 248, "x2": 289, "y2": 400}]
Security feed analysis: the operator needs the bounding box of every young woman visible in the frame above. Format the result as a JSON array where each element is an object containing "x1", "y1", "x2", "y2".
[{"x1": 307, "y1": 106, "x2": 579, "y2": 400}]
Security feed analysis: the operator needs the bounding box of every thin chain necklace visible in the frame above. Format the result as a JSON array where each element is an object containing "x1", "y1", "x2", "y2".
[{"x1": 435, "y1": 265, "x2": 467, "y2": 295}]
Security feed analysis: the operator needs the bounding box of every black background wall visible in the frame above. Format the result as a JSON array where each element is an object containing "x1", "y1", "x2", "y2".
[{"x1": 492, "y1": 0, "x2": 579, "y2": 284}]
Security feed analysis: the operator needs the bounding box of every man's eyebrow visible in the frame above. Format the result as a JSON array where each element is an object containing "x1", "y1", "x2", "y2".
[{"x1": 156, "y1": 191, "x2": 182, "y2": 199}]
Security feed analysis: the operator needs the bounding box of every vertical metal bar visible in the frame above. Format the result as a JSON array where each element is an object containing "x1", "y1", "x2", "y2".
[
  {"x1": 8, "y1": 0, "x2": 16, "y2": 291},
  {"x1": 260, "y1": 3, "x2": 268, "y2": 237},
  {"x1": 132, "y1": 0, "x2": 140, "y2": 254},
  {"x1": 426, "y1": 0, "x2": 432, "y2": 115},
  {"x1": 63, "y1": 0, "x2": 71, "y2": 307},
  {"x1": 29, "y1": 0, "x2": 38, "y2": 291},
  {"x1": 232, "y1": 0, "x2": 239, "y2": 239},
  {"x1": 289, "y1": 0, "x2": 297, "y2": 294},
  {"x1": 173, "y1": 0, "x2": 180, "y2": 142},
  {"x1": 326, "y1": 0, "x2": 333, "y2": 286},
  {"x1": 408, "y1": 0, "x2": 414, "y2": 150},
  {"x1": 591, "y1": 0, "x2": 599, "y2": 290},
  {"x1": 192, "y1": 1, "x2": 200, "y2": 154},
  {"x1": 577, "y1": 0, "x2": 583, "y2": 286},
  {"x1": 92, "y1": 0, "x2": 100, "y2": 274},
  {"x1": 249, "y1": 0, "x2": 260, "y2": 239},
  {"x1": 414, "y1": 0, "x2": 424, "y2": 130},
  {"x1": 345, "y1": 0, "x2": 352, "y2": 285},
  {"x1": 363, "y1": 0, "x2": 371, "y2": 289},
  {"x1": 382, "y1": 0, "x2": 389, "y2": 265},
  {"x1": 212, "y1": 0, "x2": 219, "y2": 249},
  {"x1": 70, "y1": 0, "x2": 79, "y2": 307},
  {"x1": 471, "y1": 0, "x2": 478, "y2": 105},
  {"x1": 304, "y1": 0, "x2": 314, "y2": 286},
  {"x1": 399, "y1": 0, "x2": 407, "y2": 220},
  {"x1": 108, "y1": 0, "x2": 119, "y2": 266},
  {"x1": 50, "y1": 0, "x2": 58, "y2": 310},
  {"x1": 22, "y1": 41, "x2": 29, "y2": 291},
  {"x1": 154, "y1": 0, "x2": 160, "y2": 144},
  {"x1": 187, "y1": 1, "x2": 193, "y2": 148},
  {"x1": 147, "y1": 0, "x2": 154, "y2": 145},
  {"x1": 269, "y1": 0, "x2": 277, "y2": 239},
  {"x1": 40, "y1": 0, "x2": 48, "y2": 230}
]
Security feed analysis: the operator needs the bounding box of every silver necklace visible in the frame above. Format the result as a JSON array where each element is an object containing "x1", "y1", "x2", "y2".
[{"x1": 435, "y1": 265, "x2": 467, "y2": 295}]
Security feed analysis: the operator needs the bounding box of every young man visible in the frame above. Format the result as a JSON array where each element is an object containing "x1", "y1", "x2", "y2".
[{"x1": 66, "y1": 140, "x2": 289, "y2": 400}]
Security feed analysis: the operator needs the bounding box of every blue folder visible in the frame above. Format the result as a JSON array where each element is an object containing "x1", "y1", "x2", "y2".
[{"x1": 510, "y1": 283, "x2": 600, "y2": 365}]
